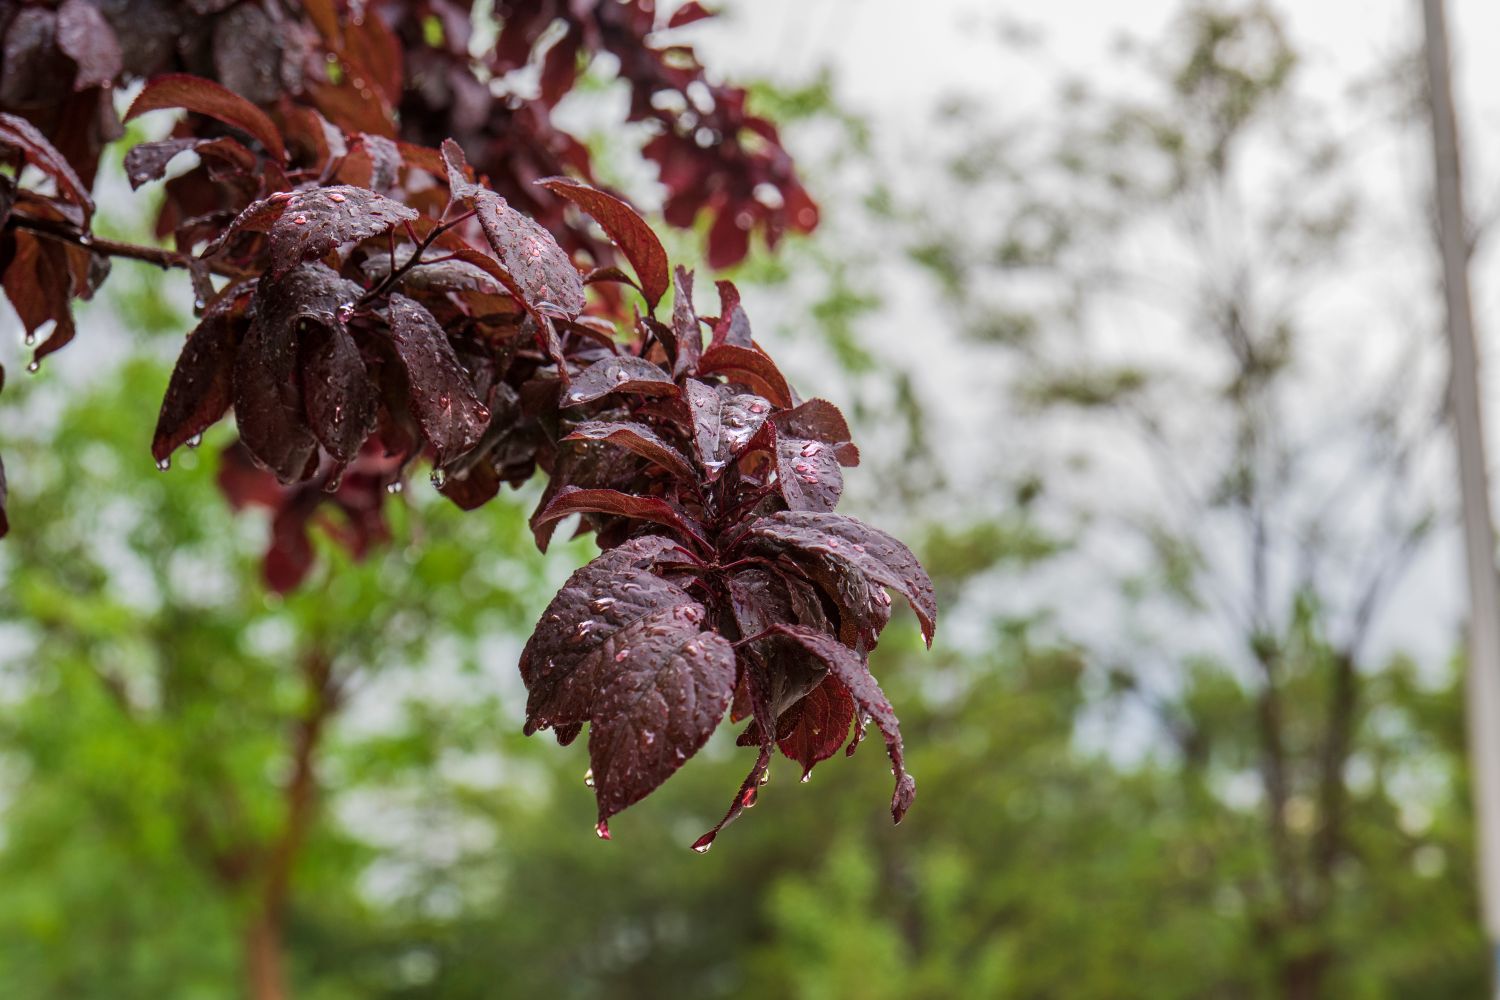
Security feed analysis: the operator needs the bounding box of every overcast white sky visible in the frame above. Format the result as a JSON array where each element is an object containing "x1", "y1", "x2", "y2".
[{"x1": 688, "y1": 0, "x2": 1500, "y2": 675}]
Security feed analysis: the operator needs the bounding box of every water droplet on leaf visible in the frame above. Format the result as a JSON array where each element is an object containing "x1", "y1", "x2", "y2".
[
  {"x1": 583, "y1": 768, "x2": 595, "y2": 788},
  {"x1": 691, "y1": 833, "x2": 715, "y2": 853},
  {"x1": 595, "y1": 820, "x2": 611, "y2": 840}
]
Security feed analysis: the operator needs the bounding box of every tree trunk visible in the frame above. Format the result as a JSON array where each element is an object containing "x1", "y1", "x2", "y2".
[
  {"x1": 243, "y1": 909, "x2": 287, "y2": 1000},
  {"x1": 1422, "y1": 2, "x2": 1500, "y2": 992}
]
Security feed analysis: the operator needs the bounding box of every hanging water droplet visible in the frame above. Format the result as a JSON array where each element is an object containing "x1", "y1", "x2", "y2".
[
  {"x1": 23, "y1": 331, "x2": 35, "y2": 346},
  {"x1": 583, "y1": 768, "x2": 595, "y2": 788},
  {"x1": 386, "y1": 480, "x2": 404, "y2": 494},
  {"x1": 156, "y1": 457, "x2": 172, "y2": 471},
  {"x1": 741, "y1": 786, "x2": 759, "y2": 808},
  {"x1": 690, "y1": 833, "x2": 715, "y2": 854},
  {"x1": 758, "y1": 770, "x2": 771, "y2": 786},
  {"x1": 800, "y1": 772, "x2": 812, "y2": 784},
  {"x1": 186, "y1": 433, "x2": 203, "y2": 449},
  {"x1": 430, "y1": 468, "x2": 447, "y2": 489},
  {"x1": 594, "y1": 820, "x2": 611, "y2": 840},
  {"x1": 26, "y1": 360, "x2": 40, "y2": 373}
]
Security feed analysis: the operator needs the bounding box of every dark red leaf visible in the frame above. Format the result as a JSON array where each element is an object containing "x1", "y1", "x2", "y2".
[
  {"x1": 264, "y1": 497, "x2": 318, "y2": 593},
  {"x1": 774, "y1": 429, "x2": 843, "y2": 513},
  {"x1": 470, "y1": 190, "x2": 587, "y2": 317},
  {"x1": 439, "y1": 137, "x2": 481, "y2": 202},
  {"x1": 124, "y1": 138, "x2": 203, "y2": 190},
  {"x1": 682, "y1": 378, "x2": 771, "y2": 478},
  {"x1": 361, "y1": 252, "x2": 500, "y2": 294},
  {"x1": 531, "y1": 486, "x2": 708, "y2": 551},
  {"x1": 300, "y1": 323, "x2": 375, "y2": 464},
  {"x1": 234, "y1": 264, "x2": 362, "y2": 481},
  {"x1": 538, "y1": 175, "x2": 670, "y2": 311},
  {"x1": 520, "y1": 535, "x2": 699, "y2": 727},
  {"x1": 777, "y1": 675, "x2": 856, "y2": 779},
  {"x1": 265, "y1": 186, "x2": 418, "y2": 278},
  {"x1": 586, "y1": 604, "x2": 736, "y2": 822},
  {"x1": 670, "y1": 265, "x2": 701, "y2": 378},
  {"x1": 124, "y1": 73, "x2": 286, "y2": 161},
  {"x1": 711, "y1": 280, "x2": 752, "y2": 348},
  {"x1": 1, "y1": 232, "x2": 73, "y2": 348},
  {"x1": 57, "y1": 0, "x2": 123, "y2": 90},
  {"x1": 563, "y1": 421, "x2": 696, "y2": 482},
  {"x1": 562, "y1": 355, "x2": 677, "y2": 407},
  {"x1": 697, "y1": 343, "x2": 793, "y2": 408},
  {"x1": 769, "y1": 624, "x2": 915, "y2": 823},
  {"x1": 0, "y1": 113, "x2": 93, "y2": 217},
  {"x1": 774, "y1": 398, "x2": 853, "y2": 446},
  {"x1": 124, "y1": 136, "x2": 254, "y2": 190},
  {"x1": 152, "y1": 287, "x2": 249, "y2": 463},
  {"x1": 707, "y1": 205, "x2": 750, "y2": 270},
  {"x1": 667, "y1": 2, "x2": 716, "y2": 28},
  {"x1": 385, "y1": 293, "x2": 490, "y2": 465},
  {"x1": 741, "y1": 510, "x2": 938, "y2": 647}
]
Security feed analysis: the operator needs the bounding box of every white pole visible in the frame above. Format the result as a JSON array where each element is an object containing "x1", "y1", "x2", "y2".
[{"x1": 1422, "y1": 0, "x2": 1500, "y2": 989}]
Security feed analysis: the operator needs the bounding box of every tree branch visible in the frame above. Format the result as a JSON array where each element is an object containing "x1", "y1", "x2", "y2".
[{"x1": 7, "y1": 214, "x2": 253, "y2": 280}]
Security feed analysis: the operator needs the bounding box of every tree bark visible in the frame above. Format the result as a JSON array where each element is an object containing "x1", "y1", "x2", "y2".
[
  {"x1": 244, "y1": 911, "x2": 288, "y2": 1000},
  {"x1": 1422, "y1": 2, "x2": 1500, "y2": 992},
  {"x1": 238, "y1": 648, "x2": 340, "y2": 1000}
]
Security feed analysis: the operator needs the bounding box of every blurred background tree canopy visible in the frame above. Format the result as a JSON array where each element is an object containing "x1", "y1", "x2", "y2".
[{"x1": 0, "y1": 0, "x2": 1490, "y2": 997}]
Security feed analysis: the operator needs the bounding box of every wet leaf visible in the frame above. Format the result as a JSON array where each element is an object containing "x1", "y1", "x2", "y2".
[
  {"x1": 563, "y1": 421, "x2": 696, "y2": 482},
  {"x1": 671, "y1": 265, "x2": 701, "y2": 378},
  {"x1": 697, "y1": 343, "x2": 793, "y2": 407},
  {"x1": 265, "y1": 185, "x2": 418, "y2": 278},
  {"x1": 124, "y1": 72, "x2": 286, "y2": 161},
  {"x1": 774, "y1": 428, "x2": 843, "y2": 512},
  {"x1": 300, "y1": 322, "x2": 375, "y2": 464},
  {"x1": 710, "y1": 280, "x2": 752, "y2": 348},
  {"x1": 0, "y1": 112, "x2": 93, "y2": 217},
  {"x1": 521, "y1": 535, "x2": 699, "y2": 729},
  {"x1": 57, "y1": 0, "x2": 123, "y2": 90},
  {"x1": 152, "y1": 287, "x2": 249, "y2": 463},
  {"x1": 776, "y1": 675, "x2": 856, "y2": 778},
  {"x1": 586, "y1": 605, "x2": 736, "y2": 822},
  {"x1": 562, "y1": 355, "x2": 677, "y2": 407},
  {"x1": 769, "y1": 624, "x2": 915, "y2": 822},
  {"x1": 742, "y1": 510, "x2": 938, "y2": 647},
  {"x1": 539, "y1": 175, "x2": 670, "y2": 310},
  {"x1": 385, "y1": 293, "x2": 490, "y2": 465},
  {"x1": 531, "y1": 486, "x2": 708, "y2": 551},
  {"x1": 233, "y1": 264, "x2": 362, "y2": 481},
  {"x1": 682, "y1": 379, "x2": 770, "y2": 478}
]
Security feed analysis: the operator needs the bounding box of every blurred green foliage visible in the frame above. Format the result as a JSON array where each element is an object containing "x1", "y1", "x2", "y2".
[{"x1": 0, "y1": 350, "x2": 1483, "y2": 998}]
